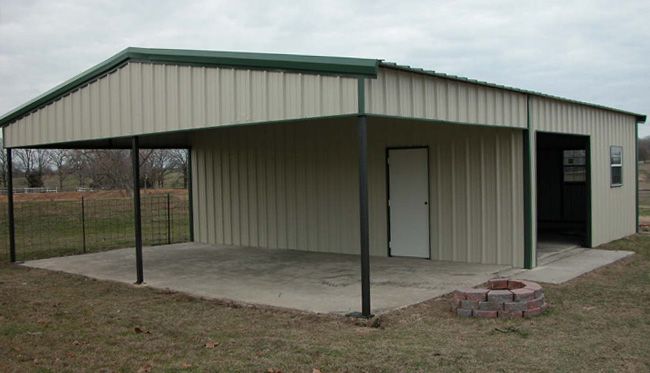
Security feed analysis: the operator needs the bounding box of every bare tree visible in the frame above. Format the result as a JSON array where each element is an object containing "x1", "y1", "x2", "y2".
[
  {"x1": 141, "y1": 149, "x2": 174, "y2": 188},
  {"x1": 79, "y1": 149, "x2": 156, "y2": 194},
  {"x1": 15, "y1": 148, "x2": 190, "y2": 193},
  {"x1": 0, "y1": 144, "x2": 7, "y2": 188},
  {"x1": 168, "y1": 149, "x2": 189, "y2": 188},
  {"x1": 639, "y1": 136, "x2": 650, "y2": 163},
  {"x1": 137, "y1": 149, "x2": 155, "y2": 189},
  {"x1": 86, "y1": 150, "x2": 132, "y2": 192},
  {"x1": 67, "y1": 150, "x2": 91, "y2": 188},
  {"x1": 49, "y1": 149, "x2": 71, "y2": 190},
  {"x1": 15, "y1": 149, "x2": 50, "y2": 187}
]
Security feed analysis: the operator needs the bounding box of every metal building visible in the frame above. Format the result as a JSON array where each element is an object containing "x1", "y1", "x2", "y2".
[{"x1": 1, "y1": 48, "x2": 645, "y2": 316}]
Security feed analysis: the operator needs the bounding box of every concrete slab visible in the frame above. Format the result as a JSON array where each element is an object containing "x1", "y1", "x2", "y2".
[
  {"x1": 537, "y1": 239, "x2": 581, "y2": 266},
  {"x1": 537, "y1": 238, "x2": 581, "y2": 253},
  {"x1": 22, "y1": 243, "x2": 510, "y2": 315},
  {"x1": 513, "y1": 249, "x2": 634, "y2": 284}
]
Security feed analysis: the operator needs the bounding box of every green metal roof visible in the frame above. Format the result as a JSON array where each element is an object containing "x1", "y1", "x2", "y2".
[
  {"x1": 0, "y1": 48, "x2": 645, "y2": 127},
  {"x1": 0, "y1": 47, "x2": 380, "y2": 127},
  {"x1": 379, "y1": 61, "x2": 646, "y2": 123}
]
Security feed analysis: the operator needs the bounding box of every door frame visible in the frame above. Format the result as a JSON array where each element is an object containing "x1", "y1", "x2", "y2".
[{"x1": 385, "y1": 146, "x2": 431, "y2": 259}]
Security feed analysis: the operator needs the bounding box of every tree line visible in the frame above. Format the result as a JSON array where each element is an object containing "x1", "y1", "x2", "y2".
[
  {"x1": 639, "y1": 136, "x2": 650, "y2": 163},
  {"x1": 0, "y1": 147, "x2": 188, "y2": 191},
  {"x1": 0, "y1": 135, "x2": 644, "y2": 191}
]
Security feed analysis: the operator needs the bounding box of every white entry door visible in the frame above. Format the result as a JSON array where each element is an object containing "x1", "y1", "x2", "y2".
[{"x1": 387, "y1": 148, "x2": 430, "y2": 258}]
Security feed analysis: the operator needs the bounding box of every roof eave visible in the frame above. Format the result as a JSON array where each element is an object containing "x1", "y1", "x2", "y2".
[
  {"x1": 378, "y1": 62, "x2": 646, "y2": 123},
  {"x1": 0, "y1": 47, "x2": 379, "y2": 127},
  {"x1": 0, "y1": 48, "x2": 132, "y2": 127}
]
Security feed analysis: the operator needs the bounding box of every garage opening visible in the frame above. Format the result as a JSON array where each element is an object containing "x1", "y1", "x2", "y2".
[{"x1": 536, "y1": 133, "x2": 590, "y2": 262}]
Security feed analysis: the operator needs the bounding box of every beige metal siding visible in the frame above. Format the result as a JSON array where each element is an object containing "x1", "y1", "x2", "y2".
[
  {"x1": 191, "y1": 119, "x2": 360, "y2": 254},
  {"x1": 365, "y1": 68, "x2": 528, "y2": 129},
  {"x1": 3, "y1": 62, "x2": 358, "y2": 148},
  {"x1": 368, "y1": 118, "x2": 524, "y2": 266},
  {"x1": 529, "y1": 97, "x2": 637, "y2": 265},
  {"x1": 191, "y1": 118, "x2": 524, "y2": 266}
]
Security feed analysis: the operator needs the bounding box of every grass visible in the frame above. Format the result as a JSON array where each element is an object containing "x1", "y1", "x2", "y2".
[
  {"x1": 640, "y1": 206, "x2": 650, "y2": 217},
  {"x1": 1, "y1": 235, "x2": 649, "y2": 371},
  {"x1": 0, "y1": 192, "x2": 190, "y2": 261},
  {"x1": 639, "y1": 162, "x2": 650, "y2": 190}
]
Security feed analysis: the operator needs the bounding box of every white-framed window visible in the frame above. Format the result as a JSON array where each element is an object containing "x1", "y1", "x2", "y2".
[{"x1": 610, "y1": 146, "x2": 623, "y2": 187}]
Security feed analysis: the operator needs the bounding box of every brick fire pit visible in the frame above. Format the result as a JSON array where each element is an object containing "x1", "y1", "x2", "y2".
[{"x1": 451, "y1": 279, "x2": 547, "y2": 318}]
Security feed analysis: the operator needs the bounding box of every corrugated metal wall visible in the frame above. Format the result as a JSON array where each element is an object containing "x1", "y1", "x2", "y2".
[
  {"x1": 191, "y1": 118, "x2": 360, "y2": 254},
  {"x1": 3, "y1": 62, "x2": 358, "y2": 148},
  {"x1": 365, "y1": 68, "x2": 528, "y2": 129},
  {"x1": 191, "y1": 118, "x2": 524, "y2": 266},
  {"x1": 368, "y1": 118, "x2": 524, "y2": 266},
  {"x1": 529, "y1": 97, "x2": 637, "y2": 264}
]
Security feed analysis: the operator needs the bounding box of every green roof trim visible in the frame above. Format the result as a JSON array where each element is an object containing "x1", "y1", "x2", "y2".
[
  {"x1": 1, "y1": 48, "x2": 645, "y2": 127},
  {"x1": 0, "y1": 47, "x2": 380, "y2": 127},
  {"x1": 379, "y1": 62, "x2": 646, "y2": 123}
]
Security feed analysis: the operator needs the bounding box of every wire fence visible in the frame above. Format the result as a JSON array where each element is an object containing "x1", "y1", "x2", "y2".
[
  {"x1": 639, "y1": 190, "x2": 650, "y2": 224},
  {"x1": 0, "y1": 192, "x2": 190, "y2": 262}
]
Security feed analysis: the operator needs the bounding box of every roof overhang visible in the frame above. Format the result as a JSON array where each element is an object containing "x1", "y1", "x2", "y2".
[
  {"x1": 0, "y1": 47, "x2": 380, "y2": 127},
  {"x1": 1, "y1": 48, "x2": 644, "y2": 129}
]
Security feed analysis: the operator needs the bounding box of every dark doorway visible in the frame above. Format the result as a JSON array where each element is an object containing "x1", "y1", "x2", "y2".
[{"x1": 536, "y1": 133, "x2": 590, "y2": 256}]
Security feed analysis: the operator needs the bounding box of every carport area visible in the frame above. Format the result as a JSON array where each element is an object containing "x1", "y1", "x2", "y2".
[
  {"x1": 22, "y1": 243, "x2": 510, "y2": 314},
  {"x1": 6, "y1": 48, "x2": 643, "y2": 318}
]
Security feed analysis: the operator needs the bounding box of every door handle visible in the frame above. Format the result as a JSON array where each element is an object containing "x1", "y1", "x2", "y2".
[{"x1": 424, "y1": 201, "x2": 428, "y2": 205}]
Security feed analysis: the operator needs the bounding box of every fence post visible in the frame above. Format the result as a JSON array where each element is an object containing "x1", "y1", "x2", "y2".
[
  {"x1": 81, "y1": 196, "x2": 86, "y2": 253},
  {"x1": 167, "y1": 193, "x2": 171, "y2": 245}
]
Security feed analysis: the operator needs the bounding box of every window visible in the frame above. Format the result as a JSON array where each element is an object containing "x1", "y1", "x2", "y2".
[
  {"x1": 610, "y1": 146, "x2": 623, "y2": 187},
  {"x1": 563, "y1": 150, "x2": 587, "y2": 183}
]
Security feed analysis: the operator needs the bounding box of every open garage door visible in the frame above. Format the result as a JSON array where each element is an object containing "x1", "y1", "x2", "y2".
[{"x1": 536, "y1": 133, "x2": 591, "y2": 259}]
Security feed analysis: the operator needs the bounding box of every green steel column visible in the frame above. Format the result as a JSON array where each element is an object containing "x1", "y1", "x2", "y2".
[
  {"x1": 132, "y1": 137, "x2": 144, "y2": 284},
  {"x1": 187, "y1": 148, "x2": 194, "y2": 242},
  {"x1": 634, "y1": 122, "x2": 640, "y2": 233},
  {"x1": 523, "y1": 96, "x2": 534, "y2": 269},
  {"x1": 7, "y1": 148, "x2": 16, "y2": 263},
  {"x1": 357, "y1": 78, "x2": 371, "y2": 318}
]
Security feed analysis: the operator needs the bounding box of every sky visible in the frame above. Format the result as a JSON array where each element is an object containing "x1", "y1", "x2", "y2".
[{"x1": 0, "y1": 0, "x2": 649, "y2": 136}]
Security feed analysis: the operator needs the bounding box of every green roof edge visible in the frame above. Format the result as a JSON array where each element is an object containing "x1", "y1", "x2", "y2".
[
  {"x1": 0, "y1": 47, "x2": 380, "y2": 127},
  {"x1": 378, "y1": 62, "x2": 646, "y2": 123},
  {"x1": 1, "y1": 48, "x2": 644, "y2": 127}
]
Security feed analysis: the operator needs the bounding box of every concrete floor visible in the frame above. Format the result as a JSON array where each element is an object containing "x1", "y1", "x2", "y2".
[
  {"x1": 537, "y1": 233, "x2": 583, "y2": 266},
  {"x1": 22, "y1": 243, "x2": 510, "y2": 315},
  {"x1": 514, "y1": 248, "x2": 633, "y2": 284}
]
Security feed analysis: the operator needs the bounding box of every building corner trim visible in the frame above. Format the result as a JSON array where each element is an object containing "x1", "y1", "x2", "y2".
[
  {"x1": 634, "y1": 122, "x2": 640, "y2": 233},
  {"x1": 523, "y1": 95, "x2": 534, "y2": 269}
]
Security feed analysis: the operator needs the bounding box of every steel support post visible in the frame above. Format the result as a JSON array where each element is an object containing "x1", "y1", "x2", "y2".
[{"x1": 132, "y1": 137, "x2": 144, "y2": 284}]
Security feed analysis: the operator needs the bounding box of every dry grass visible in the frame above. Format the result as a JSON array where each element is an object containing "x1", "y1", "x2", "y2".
[
  {"x1": 0, "y1": 190, "x2": 190, "y2": 262},
  {"x1": 1, "y1": 235, "x2": 650, "y2": 372}
]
